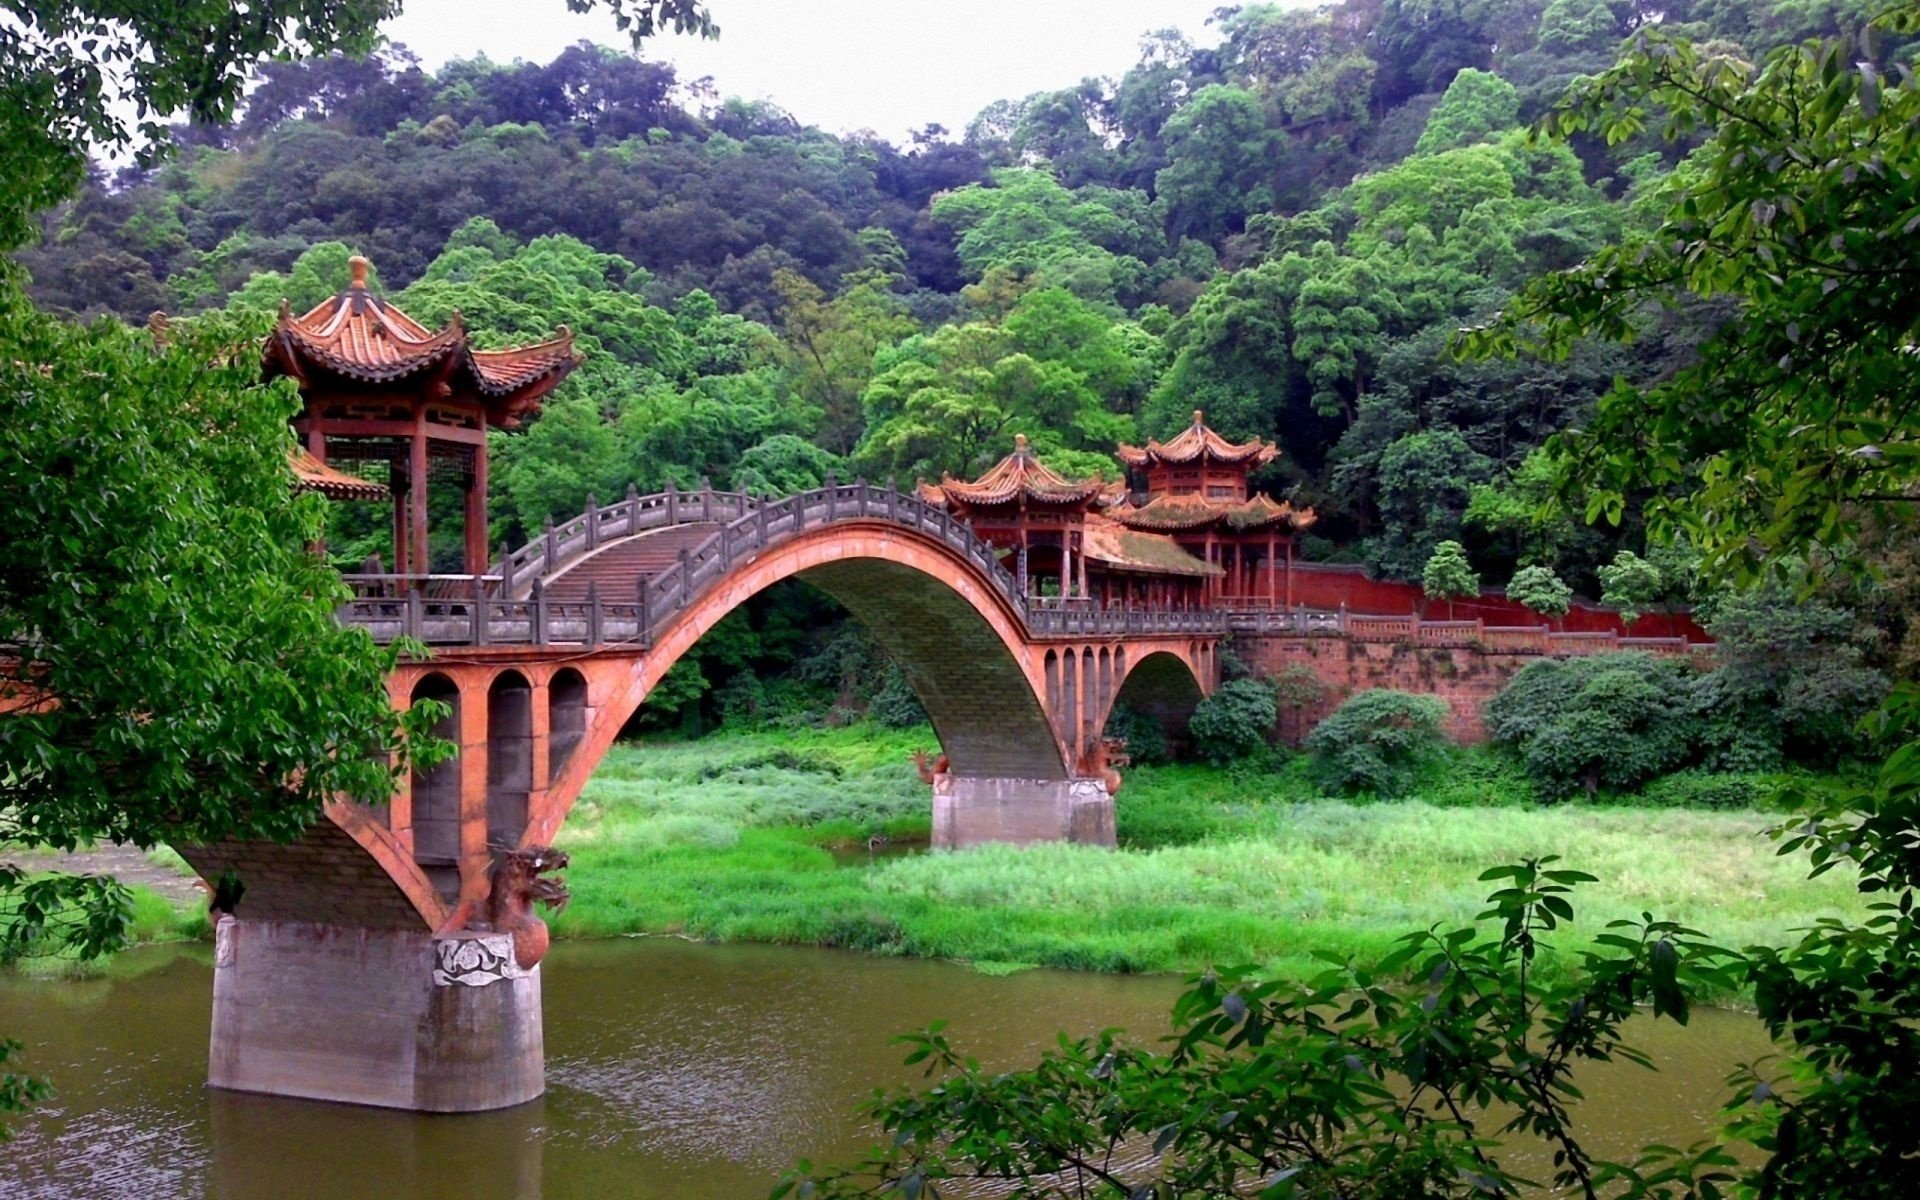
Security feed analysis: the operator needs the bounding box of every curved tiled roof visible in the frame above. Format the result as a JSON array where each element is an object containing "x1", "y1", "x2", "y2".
[
  {"x1": 1113, "y1": 492, "x2": 1317, "y2": 533},
  {"x1": 1116, "y1": 410, "x2": 1279, "y2": 469},
  {"x1": 1082, "y1": 520, "x2": 1221, "y2": 577},
  {"x1": 264, "y1": 255, "x2": 582, "y2": 425},
  {"x1": 290, "y1": 448, "x2": 388, "y2": 502},
  {"x1": 936, "y1": 435, "x2": 1107, "y2": 509}
]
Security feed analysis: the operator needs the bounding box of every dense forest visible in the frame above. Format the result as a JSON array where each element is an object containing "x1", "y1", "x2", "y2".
[{"x1": 13, "y1": 0, "x2": 1903, "y2": 725}]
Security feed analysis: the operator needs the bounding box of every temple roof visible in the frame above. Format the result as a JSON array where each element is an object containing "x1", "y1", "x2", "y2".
[
  {"x1": 290, "y1": 447, "x2": 388, "y2": 502},
  {"x1": 1112, "y1": 493, "x2": 1316, "y2": 533},
  {"x1": 931, "y1": 435, "x2": 1108, "y2": 509},
  {"x1": 1082, "y1": 520, "x2": 1222, "y2": 577},
  {"x1": 1116, "y1": 410, "x2": 1279, "y2": 470},
  {"x1": 264, "y1": 255, "x2": 582, "y2": 427}
]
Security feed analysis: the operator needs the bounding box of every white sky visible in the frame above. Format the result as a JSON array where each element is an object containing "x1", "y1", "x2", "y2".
[{"x1": 382, "y1": 0, "x2": 1232, "y2": 141}]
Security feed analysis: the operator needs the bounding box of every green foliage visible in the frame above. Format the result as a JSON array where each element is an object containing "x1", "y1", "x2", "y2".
[
  {"x1": 1415, "y1": 68, "x2": 1522, "y2": 153},
  {"x1": 1597, "y1": 550, "x2": 1663, "y2": 626},
  {"x1": 1421, "y1": 539, "x2": 1480, "y2": 612},
  {"x1": 1695, "y1": 588, "x2": 1887, "y2": 768},
  {"x1": 1486, "y1": 654, "x2": 1702, "y2": 798},
  {"x1": 1101, "y1": 703, "x2": 1171, "y2": 765},
  {"x1": 1305, "y1": 689, "x2": 1450, "y2": 797},
  {"x1": 783, "y1": 861, "x2": 1742, "y2": 1199},
  {"x1": 1186, "y1": 679, "x2": 1278, "y2": 765},
  {"x1": 1508, "y1": 563, "x2": 1574, "y2": 619}
]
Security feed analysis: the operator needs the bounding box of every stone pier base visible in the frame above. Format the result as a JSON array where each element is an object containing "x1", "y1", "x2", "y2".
[
  {"x1": 932, "y1": 776, "x2": 1115, "y2": 849},
  {"x1": 209, "y1": 918, "x2": 543, "y2": 1112}
]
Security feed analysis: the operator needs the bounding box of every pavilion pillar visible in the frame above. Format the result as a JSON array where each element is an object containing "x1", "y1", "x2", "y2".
[
  {"x1": 391, "y1": 479, "x2": 410, "y2": 578},
  {"x1": 1267, "y1": 534, "x2": 1277, "y2": 604},
  {"x1": 409, "y1": 421, "x2": 430, "y2": 578},
  {"x1": 1285, "y1": 539, "x2": 1295, "y2": 607},
  {"x1": 1060, "y1": 534, "x2": 1072, "y2": 598},
  {"x1": 464, "y1": 446, "x2": 489, "y2": 577}
]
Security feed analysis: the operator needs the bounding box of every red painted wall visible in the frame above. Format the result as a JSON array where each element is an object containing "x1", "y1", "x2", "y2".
[{"x1": 1281, "y1": 563, "x2": 1706, "y2": 641}]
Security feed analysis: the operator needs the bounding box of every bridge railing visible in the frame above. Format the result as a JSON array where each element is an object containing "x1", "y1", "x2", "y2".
[
  {"x1": 489, "y1": 481, "x2": 759, "y2": 595},
  {"x1": 340, "y1": 480, "x2": 1228, "y2": 647},
  {"x1": 1224, "y1": 606, "x2": 1707, "y2": 658}
]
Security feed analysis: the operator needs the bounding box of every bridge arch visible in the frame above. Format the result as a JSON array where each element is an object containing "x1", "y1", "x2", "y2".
[
  {"x1": 1101, "y1": 648, "x2": 1208, "y2": 747},
  {"x1": 523, "y1": 520, "x2": 1066, "y2": 846}
]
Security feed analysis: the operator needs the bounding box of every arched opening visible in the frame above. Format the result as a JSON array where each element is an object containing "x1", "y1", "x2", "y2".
[
  {"x1": 549, "y1": 668, "x2": 588, "y2": 784},
  {"x1": 1104, "y1": 651, "x2": 1206, "y2": 762},
  {"x1": 487, "y1": 670, "x2": 534, "y2": 851},
  {"x1": 409, "y1": 673, "x2": 462, "y2": 877}
]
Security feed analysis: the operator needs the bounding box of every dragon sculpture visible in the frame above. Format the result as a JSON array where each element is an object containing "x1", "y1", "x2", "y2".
[
  {"x1": 483, "y1": 845, "x2": 571, "y2": 970},
  {"x1": 910, "y1": 749, "x2": 950, "y2": 786}
]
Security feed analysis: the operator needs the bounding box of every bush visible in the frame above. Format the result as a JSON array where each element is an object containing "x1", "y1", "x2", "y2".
[
  {"x1": 1187, "y1": 679, "x2": 1277, "y2": 764},
  {"x1": 1304, "y1": 690, "x2": 1449, "y2": 797},
  {"x1": 868, "y1": 663, "x2": 929, "y2": 729},
  {"x1": 1484, "y1": 653, "x2": 1700, "y2": 799},
  {"x1": 1103, "y1": 703, "x2": 1171, "y2": 765},
  {"x1": 1634, "y1": 770, "x2": 1780, "y2": 810}
]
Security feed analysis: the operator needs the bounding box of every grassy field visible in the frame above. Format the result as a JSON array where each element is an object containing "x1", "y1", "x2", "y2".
[{"x1": 549, "y1": 724, "x2": 1870, "y2": 985}]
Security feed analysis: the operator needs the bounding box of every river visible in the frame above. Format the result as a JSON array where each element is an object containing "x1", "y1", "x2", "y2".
[{"x1": 0, "y1": 938, "x2": 1768, "y2": 1198}]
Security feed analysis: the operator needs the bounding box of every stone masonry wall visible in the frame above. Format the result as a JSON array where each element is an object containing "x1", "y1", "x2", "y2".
[{"x1": 1240, "y1": 634, "x2": 1547, "y2": 743}]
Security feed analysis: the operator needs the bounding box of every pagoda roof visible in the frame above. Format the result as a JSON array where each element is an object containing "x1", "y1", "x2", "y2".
[
  {"x1": 1116, "y1": 410, "x2": 1278, "y2": 469},
  {"x1": 932, "y1": 435, "x2": 1108, "y2": 509},
  {"x1": 1113, "y1": 493, "x2": 1316, "y2": 533},
  {"x1": 1082, "y1": 519, "x2": 1221, "y2": 577},
  {"x1": 264, "y1": 255, "x2": 582, "y2": 428},
  {"x1": 290, "y1": 447, "x2": 388, "y2": 502}
]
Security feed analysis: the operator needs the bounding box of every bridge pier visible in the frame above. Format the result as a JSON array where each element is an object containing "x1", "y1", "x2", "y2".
[
  {"x1": 932, "y1": 776, "x2": 1115, "y2": 850},
  {"x1": 208, "y1": 918, "x2": 543, "y2": 1112}
]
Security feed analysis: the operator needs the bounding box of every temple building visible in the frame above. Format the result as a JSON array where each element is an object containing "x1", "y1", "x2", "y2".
[
  {"x1": 1110, "y1": 411, "x2": 1316, "y2": 606},
  {"x1": 920, "y1": 413, "x2": 1316, "y2": 609},
  {"x1": 264, "y1": 255, "x2": 582, "y2": 576}
]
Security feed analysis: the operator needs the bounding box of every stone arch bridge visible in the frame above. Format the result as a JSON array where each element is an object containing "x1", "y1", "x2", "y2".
[{"x1": 180, "y1": 481, "x2": 1220, "y2": 1113}]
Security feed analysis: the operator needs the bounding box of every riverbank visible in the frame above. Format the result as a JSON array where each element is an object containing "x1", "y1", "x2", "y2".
[
  {"x1": 10, "y1": 723, "x2": 1866, "y2": 987},
  {"x1": 548, "y1": 724, "x2": 1867, "y2": 983}
]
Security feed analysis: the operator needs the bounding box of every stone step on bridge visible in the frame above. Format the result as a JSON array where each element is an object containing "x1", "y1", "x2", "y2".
[{"x1": 177, "y1": 481, "x2": 1223, "y2": 1114}]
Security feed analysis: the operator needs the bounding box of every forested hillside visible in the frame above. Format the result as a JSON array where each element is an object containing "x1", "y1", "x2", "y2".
[{"x1": 14, "y1": 0, "x2": 1901, "y2": 725}]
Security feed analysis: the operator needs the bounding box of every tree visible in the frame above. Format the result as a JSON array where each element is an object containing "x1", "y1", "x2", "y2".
[
  {"x1": 1484, "y1": 654, "x2": 1701, "y2": 798},
  {"x1": 1186, "y1": 678, "x2": 1277, "y2": 764},
  {"x1": 1508, "y1": 563, "x2": 1573, "y2": 625},
  {"x1": 782, "y1": 863, "x2": 1734, "y2": 1199},
  {"x1": 1415, "y1": 68, "x2": 1521, "y2": 153},
  {"x1": 1596, "y1": 550, "x2": 1662, "y2": 628},
  {"x1": 1467, "y1": 9, "x2": 1920, "y2": 1189},
  {"x1": 0, "y1": 1, "x2": 715, "y2": 251},
  {"x1": 1422, "y1": 540, "x2": 1480, "y2": 619},
  {"x1": 1305, "y1": 689, "x2": 1450, "y2": 797},
  {"x1": 0, "y1": 0, "x2": 715, "y2": 1134}
]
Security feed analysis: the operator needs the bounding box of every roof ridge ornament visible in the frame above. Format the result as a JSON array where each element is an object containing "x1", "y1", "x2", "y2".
[{"x1": 348, "y1": 254, "x2": 370, "y2": 290}]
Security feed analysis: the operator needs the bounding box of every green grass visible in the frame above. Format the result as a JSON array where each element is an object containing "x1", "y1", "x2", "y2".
[{"x1": 550, "y1": 725, "x2": 1871, "y2": 987}]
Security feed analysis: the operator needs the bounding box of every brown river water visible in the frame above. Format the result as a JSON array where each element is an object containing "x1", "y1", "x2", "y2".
[{"x1": 0, "y1": 938, "x2": 1771, "y2": 1199}]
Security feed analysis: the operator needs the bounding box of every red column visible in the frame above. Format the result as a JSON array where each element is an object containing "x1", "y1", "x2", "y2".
[
  {"x1": 465, "y1": 443, "x2": 489, "y2": 577},
  {"x1": 409, "y1": 420, "x2": 430, "y2": 578}
]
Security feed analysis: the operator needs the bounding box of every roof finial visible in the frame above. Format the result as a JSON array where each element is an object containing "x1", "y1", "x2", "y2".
[
  {"x1": 1014, "y1": 433, "x2": 1030, "y2": 453},
  {"x1": 348, "y1": 255, "x2": 370, "y2": 289},
  {"x1": 1192, "y1": 409, "x2": 1205, "y2": 425}
]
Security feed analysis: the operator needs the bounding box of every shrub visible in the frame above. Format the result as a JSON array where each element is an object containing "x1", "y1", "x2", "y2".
[
  {"x1": 1187, "y1": 678, "x2": 1277, "y2": 764},
  {"x1": 1484, "y1": 653, "x2": 1700, "y2": 799},
  {"x1": 1422, "y1": 540, "x2": 1480, "y2": 618},
  {"x1": 868, "y1": 663, "x2": 929, "y2": 729},
  {"x1": 1305, "y1": 689, "x2": 1449, "y2": 797},
  {"x1": 1634, "y1": 770, "x2": 1778, "y2": 810},
  {"x1": 1103, "y1": 703, "x2": 1171, "y2": 765},
  {"x1": 1507, "y1": 564, "x2": 1572, "y2": 621}
]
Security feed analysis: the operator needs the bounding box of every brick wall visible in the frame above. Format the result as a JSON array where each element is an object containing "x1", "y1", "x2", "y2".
[{"x1": 1243, "y1": 633, "x2": 1569, "y2": 743}]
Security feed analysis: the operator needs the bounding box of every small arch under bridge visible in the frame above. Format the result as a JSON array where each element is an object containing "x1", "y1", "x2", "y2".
[{"x1": 178, "y1": 482, "x2": 1218, "y2": 1114}]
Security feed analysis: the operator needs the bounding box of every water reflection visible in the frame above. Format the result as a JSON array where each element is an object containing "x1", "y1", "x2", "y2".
[{"x1": 0, "y1": 938, "x2": 1767, "y2": 1199}]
